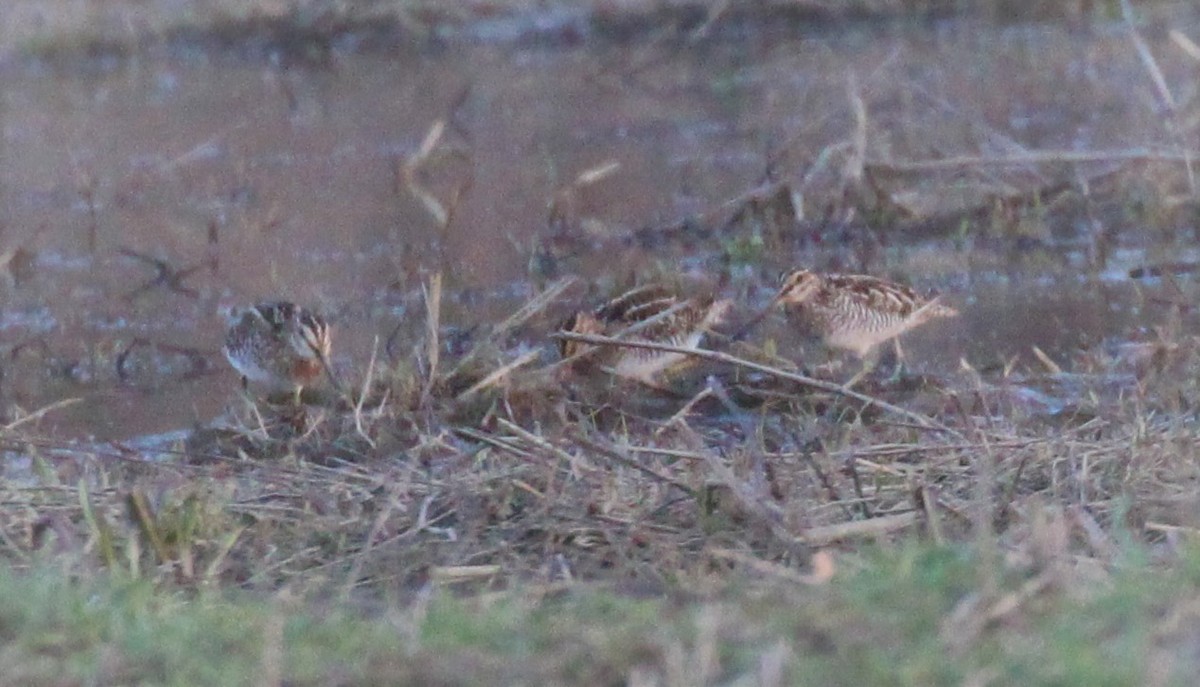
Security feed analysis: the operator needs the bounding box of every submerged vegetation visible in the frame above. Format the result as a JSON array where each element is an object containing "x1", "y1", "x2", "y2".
[{"x1": 4, "y1": 0, "x2": 1200, "y2": 684}]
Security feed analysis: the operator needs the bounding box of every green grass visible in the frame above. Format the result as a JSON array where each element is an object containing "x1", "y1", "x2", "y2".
[{"x1": 0, "y1": 541, "x2": 1193, "y2": 686}]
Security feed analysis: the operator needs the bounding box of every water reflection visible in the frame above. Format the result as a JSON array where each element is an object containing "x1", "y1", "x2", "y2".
[{"x1": 0, "y1": 14, "x2": 1197, "y2": 438}]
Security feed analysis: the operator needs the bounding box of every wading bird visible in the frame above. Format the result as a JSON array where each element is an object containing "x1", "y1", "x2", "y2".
[
  {"x1": 558, "y1": 284, "x2": 731, "y2": 384},
  {"x1": 768, "y1": 269, "x2": 958, "y2": 387},
  {"x1": 222, "y1": 301, "x2": 338, "y2": 403}
]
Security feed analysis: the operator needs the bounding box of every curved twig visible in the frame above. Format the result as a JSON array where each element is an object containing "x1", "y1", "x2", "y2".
[{"x1": 552, "y1": 330, "x2": 962, "y2": 437}]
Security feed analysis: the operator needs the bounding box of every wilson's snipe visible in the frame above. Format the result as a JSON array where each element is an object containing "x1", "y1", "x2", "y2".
[
  {"x1": 771, "y1": 269, "x2": 958, "y2": 386},
  {"x1": 222, "y1": 301, "x2": 336, "y2": 402},
  {"x1": 558, "y1": 284, "x2": 731, "y2": 384}
]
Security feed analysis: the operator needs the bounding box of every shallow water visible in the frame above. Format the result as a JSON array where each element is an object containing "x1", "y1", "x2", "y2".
[{"x1": 2, "y1": 8, "x2": 1200, "y2": 439}]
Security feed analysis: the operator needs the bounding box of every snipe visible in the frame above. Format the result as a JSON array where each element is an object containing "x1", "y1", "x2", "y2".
[
  {"x1": 557, "y1": 284, "x2": 731, "y2": 384},
  {"x1": 222, "y1": 301, "x2": 337, "y2": 403},
  {"x1": 771, "y1": 269, "x2": 958, "y2": 386}
]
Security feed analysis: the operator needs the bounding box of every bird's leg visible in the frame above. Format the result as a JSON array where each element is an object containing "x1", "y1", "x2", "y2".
[
  {"x1": 235, "y1": 376, "x2": 256, "y2": 406},
  {"x1": 893, "y1": 338, "x2": 909, "y2": 382},
  {"x1": 811, "y1": 345, "x2": 843, "y2": 380},
  {"x1": 233, "y1": 377, "x2": 262, "y2": 421},
  {"x1": 283, "y1": 387, "x2": 309, "y2": 433},
  {"x1": 841, "y1": 350, "x2": 881, "y2": 391},
  {"x1": 878, "y1": 339, "x2": 906, "y2": 384}
]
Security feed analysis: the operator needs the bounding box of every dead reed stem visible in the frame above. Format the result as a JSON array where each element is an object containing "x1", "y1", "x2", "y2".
[
  {"x1": 2, "y1": 398, "x2": 81, "y2": 433},
  {"x1": 353, "y1": 336, "x2": 382, "y2": 447},
  {"x1": 867, "y1": 147, "x2": 1197, "y2": 173},
  {"x1": 800, "y1": 512, "x2": 920, "y2": 546},
  {"x1": 570, "y1": 434, "x2": 698, "y2": 497},
  {"x1": 845, "y1": 69, "x2": 867, "y2": 185},
  {"x1": 421, "y1": 271, "x2": 443, "y2": 407},
  {"x1": 1121, "y1": 0, "x2": 1196, "y2": 194},
  {"x1": 553, "y1": 330, "x2": 962, "y2": 437},
  {"x1": 455, "y1": 349, "x2": 542, "y2": 400}
]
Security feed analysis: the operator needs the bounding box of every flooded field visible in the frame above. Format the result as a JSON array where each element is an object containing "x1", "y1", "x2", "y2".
[
  {"x1": 3, "y1": 6, "x2": 1200, "y2": 440},
  {"x1": 13, "y1": 9, "x2": 1200, "y2": 683}
]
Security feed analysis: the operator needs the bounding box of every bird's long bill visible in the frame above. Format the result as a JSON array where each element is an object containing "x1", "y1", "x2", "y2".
[
  {"x1": 316, "y1": 352, "x2": 346, "y2": 397},
  {"x1": 911, "y1": 295, "x2": 959, "y2": 320}
]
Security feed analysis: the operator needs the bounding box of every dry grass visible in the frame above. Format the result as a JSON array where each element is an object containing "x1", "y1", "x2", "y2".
[
  {"x1": 5, "y1": 0, "x2": 1200, "y2": 612},
  {"x1": 5, "y1": 271, "x2": 1200, "y2": 601},
  {"x1": 5, "y1": 340, "x2": 1200, "y2": 684},
  {"x1": 4, "y1": 0, "x2": 1200, "y2": 682}
]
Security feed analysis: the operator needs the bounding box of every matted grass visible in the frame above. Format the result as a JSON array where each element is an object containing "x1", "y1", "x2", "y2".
[
  {"x1": 4, "y1": 0, "x2": 1200, "y2": 683},
  {"x1": 5, "y1": 302, "x2": 1200, "y2": 684}
]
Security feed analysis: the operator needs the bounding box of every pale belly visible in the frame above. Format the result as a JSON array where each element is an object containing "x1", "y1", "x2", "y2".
[
  {"x1": 223, "y1": 346, "x2": 284, "y2": 385},
  {"x1": 611, "y1": 331, "x2": 703, "y2": 382},
  {"x1": 825, "y1": 322, "x2": 910, "y2": 358}
]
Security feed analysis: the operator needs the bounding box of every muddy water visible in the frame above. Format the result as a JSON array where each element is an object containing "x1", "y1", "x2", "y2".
[{"x1": 2, "y1": 11, "x2": 1200, "y2": 439}]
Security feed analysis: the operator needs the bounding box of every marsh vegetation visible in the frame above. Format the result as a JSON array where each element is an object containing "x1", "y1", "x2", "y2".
[{"x1": 3, "y1": 1, "x2": 1200, "y2": 684}]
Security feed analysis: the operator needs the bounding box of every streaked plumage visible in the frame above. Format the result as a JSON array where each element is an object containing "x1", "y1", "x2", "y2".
[
  {"x1": 772, "y1": 270, "x2": 957, "y2": 358},
  {"x1": 558, "y1": 284, "x2": 731, "y2": 383},
  {"x1": 222, "y1": 301, "x2": 334, "y2": 401}
]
